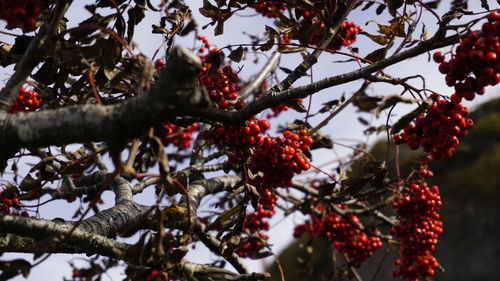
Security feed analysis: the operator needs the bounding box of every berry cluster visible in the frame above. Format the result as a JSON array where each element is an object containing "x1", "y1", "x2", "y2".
[
  {"x1": 203, "y1": 118, "x2": 271, "y2": 164},
  {"x1": 196, "y1": 35, "x2": 244, "y2": 110},
  {"x1": 434, "y1": 11, "x2": 499, "y2": 102},
  {"x1": 391, "y1": 182, "x2": 443, "y2": 280},
  {"x1": 251, "y1": 1, "x2": 286, "y2": 18},
  {"x1": 309, "y1": 21, "x2": 362, "y2": 52},
  {"x1": 294, "y1": 204, "x2": 383, "y2": 266},
  {"x1": 249, "y1": 129, "x2": 313, "y2": 188},
  {"x1": 9, "y1": 87, "x2": 43, "y2": 113},
  {"x1": 235, "y1": 129, "x2": 313, "y2": 257},
  {"x1": 0, "y1": 0, "x2": 50, "y2": 32},
  {"x1": 0, "y1": 189, "x2": 28, "y2": 217},
  {"x1": 235, "y1": 232, "x2": 269, "y2": 257},
  {"x1": 394, "y1": 94, "x2": 473, "y2": 160},
  {"x1": 158, "y1": 122, "x2": 199, "y2": 150}
]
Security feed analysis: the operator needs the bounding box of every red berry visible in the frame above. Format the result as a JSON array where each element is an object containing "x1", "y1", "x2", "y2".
[{"x1": 433, "y1": 52, "x2": 445, "y2": 63}]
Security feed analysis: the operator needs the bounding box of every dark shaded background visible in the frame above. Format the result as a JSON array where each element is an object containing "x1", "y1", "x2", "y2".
[{"x1": 267, "y1": 98, "x2": 500, "y2": 281}]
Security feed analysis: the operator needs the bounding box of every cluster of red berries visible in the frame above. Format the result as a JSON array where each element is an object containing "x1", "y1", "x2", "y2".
[
  {"x1": 9, "y1": 87, "x2": 43, "y2": 113},
  {"x1": 0, "y1": 0, "x2": 50, "y2": 32},
  {"x1": 309, "y1": 21, "x2": 362, "y2": 51},
  {"x1": 237, "y1": 130, "x2": 313, "y2": 256},
  {"x1": 434, "y1": 11, "x2": 499, "y2": 102},
  {"x1": 394, "y1": 94, "x2": 473, "y2": 160},
  {"x1": 235, "y1": 232, "x2": 269, "y2": 257},
  {"x1": 294, "y1": 204, "x2": 383, "y2": 266},
  {"x1": 238, "y1": 186, "x2": 278, "y2": 257},
  {"x1": 0, "y1": 189, "x2": 29, "y2": 217},
  {"x1": 249, "y1": 129, "x2": 313, "y2": 188},
  {"x1": 251, "y1": 0, "x2": 286, "y2": 18},
  {"x1": 158, "y1": 122, "x2": 199, "y2": 150},
  {"x1": 204, "y1": 118, "x2": 271, "y2": 164},
  {"x1": 196, "y1": 35, "x2": 244, "y2": 110},
  {"x1": 391, "y1": 182, "x2": 443, "y2": 280}
]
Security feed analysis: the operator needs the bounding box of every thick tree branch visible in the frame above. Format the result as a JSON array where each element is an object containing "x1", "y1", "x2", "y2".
[
  {"x1": 184, "y1": 176, "x2": 241, "y2": 220},
  {"x1": 0, "y1": 46, "x2": 204, "y2": 150},
  {"x1": 0, "y1": 214, "x2": 129, "y2": 258}
]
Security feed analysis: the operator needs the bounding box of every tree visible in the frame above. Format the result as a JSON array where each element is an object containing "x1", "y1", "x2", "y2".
[{"x1": 0, "y1": 0, "x2": 498, "y2": 280}]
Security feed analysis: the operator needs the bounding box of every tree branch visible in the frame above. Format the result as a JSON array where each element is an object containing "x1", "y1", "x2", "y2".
[
  {"x1": 270, "y1": 0, "x2": 361, "y2": 93},
  {"x1": 0, "y1": 46, "x2": 204, "y2": 152},
  {"x1": 0, "y1": 213, "x2": 129, "y2": 258},
  {"x1": 192, "y1": 27, "x2": 462, "y2": 124}
]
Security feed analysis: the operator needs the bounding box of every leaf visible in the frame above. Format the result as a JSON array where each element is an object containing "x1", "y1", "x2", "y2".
[
  {"x1": 362, "y1": 1, "x2": 375, "y2": 10},
  {"x1": 0, "y1": 259, "x2": 32, "y2": 278},
  {"x1": 375, "y1": 94, "x2": 415, "y2": 117},
  {"x1": 279, "y1": 67, "x2": 293, "y2": 74},
  {"x1": 206, "y1": 205, "x2": 244, "y2": 231},
  {"x1": 270, "y1": 9, "x2": 296, "y2": 28},
  {"x1": 215, "y1": 18, "x2": 225, "y2": 36},
  {"x1": 364, "y1": 47, "x2": 388, "y2": 63},
  {"x1": 205, "y1": 50, "x2": 225, "y2": 74},
  {"x1": 387, "y1": 0, "x2": 404, "y2": 16},
  {"x1": 369, "y1": 20, "x2": 406, "y2": 37},
  {"x1": 317, "y1": 182, "x2": 337, "y2": 197},
  {"x1": 228, "y1": 46, "x2": 243, "y2": 62},
  {"x1": 358, "y1": 117, "x2": 369, "y2": 126},
  {"x1": 310, "y1": 135, "x2": 333, "y2": 150},
  {"x1": 199, "y1": 0, "x2": 220, "y2": 19},
  {"x1": 353, "y1": 92, "x2": 382, "y2": 111},
  {"x1": 319, "y1": 99, "x2": 339, "y2": 113},
  {"x1": 451, "y1": 0, "x2": 468, "y2": 10},
  {"x1": 259, "y1": 37, "x2": 275, "y2": 51},
  {"x1": 390, "y1": 101, "x2": 430, "y2": 134},
  {"x1": 376, "y1": 3, "x2": 386, "y2": 15},
  {"x1": 19, "y1": 174, "x2": 41, "y2": 191},
  {"x1": 359, "y1": 31, "x2": 389, "y2": 45},
  {"x1": 425, "y1": 0, "x2": 442, "y2": 9},
  {"x1": 179, "y1": 20, "x2": 198, "y2": 36},
  {"x1": 265, "y1": 25, "x2": 279, "y2": 36},
  {"x1": 480, "y1": 0, "x2": 489, "y2": 10},
  {"x1": 127, "y1": 5, "x2": 146, "y2": 42},
  {"x1": 33, "y1": 60, "x2": 57, "y2": 85},
  {"x1": 60, "y1": 161, "x2": 87, "y2": 175},
  {"x1": 284, "y1": 98, "x2": 307, "y2": 113}
]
